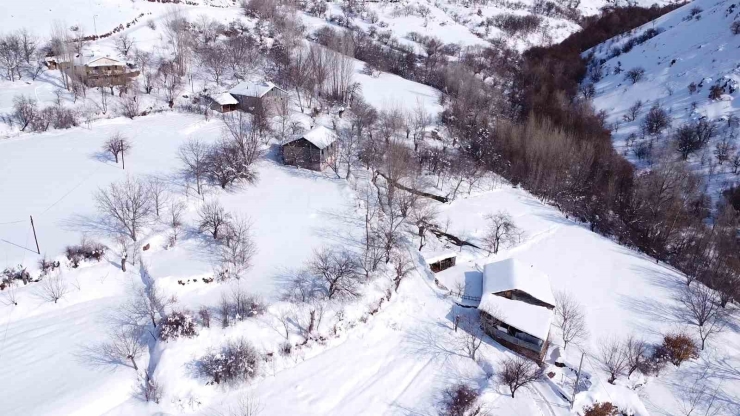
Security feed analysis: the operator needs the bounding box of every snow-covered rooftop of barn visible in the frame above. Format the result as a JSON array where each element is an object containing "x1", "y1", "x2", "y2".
[
  {"x1": 286, "y1": 126, "x2": 337, "y2": 149},
  {"x1": 229, "y1": 80, "x2": 277, "y2": 98},
  {"x1": 478, "y1": 294, "x2": 553, "y2": 340},
  {"x1": 482, "y1": 258, "x2": 555, "y2": 307},
  {"x1": 85, "y1": 57, "x2": 125, "y2": 67},
  {"x1": 211, "y1": 93, "x2": 238, "y2": 106},
  {"x1": 423, "y1": 250, "x2": 457, "y2": 264}
]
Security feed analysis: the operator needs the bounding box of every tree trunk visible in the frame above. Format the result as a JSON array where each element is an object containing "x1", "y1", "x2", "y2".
[{"x1": 129, "y1": 356, "x2": 138, "y2": 371}]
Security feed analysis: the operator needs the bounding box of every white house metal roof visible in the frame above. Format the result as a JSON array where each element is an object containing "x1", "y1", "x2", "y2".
[
  {"x1": 482, "y1": 258, "x2": 555, "y2": 307},
  {"x1": 229, "y1": 80, "x2": 278, "y2": 98},
  {"x1": 211, "y1": 92, "x2": 238, "y2": 106},
  {"x1": 86, "y1": 57, "x2": 126, "y2": 67},
  {"x1": 285, "y1": 126, "x2": 337, "y2": 150},
  {"x1": 478, "y1": 293, "x2": 553, "y2": 340}
]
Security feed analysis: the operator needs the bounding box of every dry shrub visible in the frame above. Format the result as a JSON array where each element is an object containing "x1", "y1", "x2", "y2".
[
  {"x1": 65, "y1": 239, "x2": 106, "y2": 268},
  {"x1": 440, "y1": 383, "x2": 481, "y2": 416},
  {"x1": 159, "y1": 311, "x2": 197, "y2": 341},
  {"x1": 584, "y1": 402, "x2": 619, "y2": 416},
  {"x1": 655, "y1": 332, "x2": 699, "y2": 367},
  {"x1": 201, "y1": 338, "x2": 260, "y2": 384}
]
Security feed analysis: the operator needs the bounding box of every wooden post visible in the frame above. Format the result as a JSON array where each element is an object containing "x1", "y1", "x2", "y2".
[
  {"x1": 454, "y1": 315, "x2": 460, "y2": 332},
  {"x1": 571, "y1": 352, "x2": 585, "y2": 410},
  {"x1": 30, "y1": 215, "x2": 40, "y2": 254}
]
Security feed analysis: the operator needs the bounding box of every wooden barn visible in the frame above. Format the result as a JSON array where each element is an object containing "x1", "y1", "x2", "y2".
[
  {"x1": 228, "y1": 80, "x2": 287, "y2": 115},
  {"x1": 478, "y1": 259, "x2": 555, "y2": 362},
  {"x1": 209, "y1": 92, "x2": 239, "y2": 113},
  {"x1": 425, "y1": 252, "x2": 457, "y2": 273},
  {"x1": 282, "y1": 126, "x2": 338, "y2": 171}
]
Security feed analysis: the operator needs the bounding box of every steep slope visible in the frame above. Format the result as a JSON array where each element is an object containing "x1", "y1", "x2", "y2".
[{"x1": 588, "y1": 0, "x2": 740, "y2": 195}]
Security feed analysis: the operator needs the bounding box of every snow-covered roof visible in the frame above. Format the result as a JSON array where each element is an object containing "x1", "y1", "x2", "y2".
[
  {"x1": 482, "y1": 259, "x2": 555, "y2": 307},
  {"x1": 423, "y1": 250, "x2": 456, "y2": 264},
  {"x1": 285, "y1": 126, "x2": 337, "y2": 150},
  {"x1": 229, "y1": 80, "x2": 279, "y2": 98},
  {"x1": 478, "y1": 293, "x2": 553, "y2": 340},
  {"x1": 86, "y1": 57, "x2": 125, "y2": 67},
  {"x1": 211, "y1": 93, "x2": 238, "y2": 106}
]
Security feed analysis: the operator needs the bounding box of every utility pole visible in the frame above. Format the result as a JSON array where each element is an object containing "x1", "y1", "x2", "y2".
[
  {"x1": 571, "y1": 352, "x2": 585, "y2": 410},
  {"x1": 93, "y1": 15, "x2": 98, "y2": 38},
  {"x1": 30, "y1": 215, "x2": 40, "y2": 254}
]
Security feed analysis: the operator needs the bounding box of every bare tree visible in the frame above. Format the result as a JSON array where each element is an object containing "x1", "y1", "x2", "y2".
[
  {"x1": 498, "y1": 356, "x2": 543, "y2": 398},
  {"x1": 458, "y1": 315, "x2": 484, "y2": 360},
  {"x1": 115, "y1": 33, "x2": 135, "y2": 58},
  {"x1": 198, "y1": 200, "x2": 231, "y2": 240},
  {"x1": 681, "y1": 284, "x2": 727, "y2": 350},
  {"x1": 95, "y1": 176, "x2": 153, "y2": 241},
  {"x1": 308, "y1": 247, "x2": 361, "y2": 300},
  {"x1": 625, "y1": 67, "x2": 645, "y2": 84},
  {"x1": 179, "y1": 138, "x2": 210, "y2": 195},
  {"x1": 482, "y1": 211, "x2": 522, "y2": 255},
  {"x1": 37, "y1": 272, "x2": 68, "y2": 304},
  {"x1": 99, "y1": 325, "x2": 145, "y2": 370},
  {"x1": 167, "y1": 201, "x2": 186, "y2": 245},
  {"x1": 103, "y1": 132, "x2": 132, "y2": 164},
  {"x1": 598, "y1": 337, "x2": 628, "y2": 384},
  {"x1": 146, "y1": 176, "x2": 169, "y2": 217},
  {"x1": 124, "y1": 284, "x2": 172, "y2": 330},
  {"x1": 624, "y1": 335, "x2": 649, "y2": 379},
  {"x1": 391, "y1": 251, "x2": 413, "y2": 293},
  {"x1": 219, "y1": 216, "x2": 257, "y2": 279},
  {"x1": 554, "y1": 291, "x2": 588, "y2": 350}
]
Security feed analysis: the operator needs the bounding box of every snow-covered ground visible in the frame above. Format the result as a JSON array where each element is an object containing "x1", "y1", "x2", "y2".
[
  {"x1": 588, "y1": 0, "x2": 740, "y2": 197},
  {"x1": 2, "y1": 0, "x2": 739, "y2": 415}
]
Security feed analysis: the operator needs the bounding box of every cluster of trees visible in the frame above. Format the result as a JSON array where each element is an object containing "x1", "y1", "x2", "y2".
[
  {"x1": 179, "y1": 113, "x2": 263, "y2": 194},
  {"x1": 0, "y1": 29, "x2": 43, "y2": 82},
  {"x1": 2, "y1": 95, "x2": 79, "y2": 132}
]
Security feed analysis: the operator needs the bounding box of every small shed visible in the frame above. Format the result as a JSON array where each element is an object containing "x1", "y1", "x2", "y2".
[
  {"x1": 229, "y1": 80, "x2": 287, "y2": 115},
  {"x1": 209, "y1": 92, "x2": 239, "y2": 113},
  {"x1": 424, "y1": 251, "x2": 457, "y2": 273},
  {"x1": 282, "y1": 126, "x2": 338, "y2": 171}
]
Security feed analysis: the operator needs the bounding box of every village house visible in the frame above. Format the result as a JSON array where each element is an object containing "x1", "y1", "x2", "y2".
[
  {"x1": 57, "y1": 56, "x2": 138, "y2": 87},
  {"x1": 478, "y1": 258, "x2": 555, "y2": 362},
  {"x1": 228, "y1": 80, "x2": 287, "y2": 115},
  {"x1": 282, "y1": 126, "x2": 338, "y2": 171}
]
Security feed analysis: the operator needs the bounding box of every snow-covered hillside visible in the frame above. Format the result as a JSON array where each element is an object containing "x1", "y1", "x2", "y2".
[{"x1": 588, "y1": 0, "x2": 740, "y2": 196}]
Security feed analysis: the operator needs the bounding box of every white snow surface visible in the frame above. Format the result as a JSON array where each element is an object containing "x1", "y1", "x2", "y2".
[
  {"x1": 482, "y1": 258, "x2": 556, "y2": 307},
  {"x1": 210, "y1": 92, "x2": 238, "y2": 106}
]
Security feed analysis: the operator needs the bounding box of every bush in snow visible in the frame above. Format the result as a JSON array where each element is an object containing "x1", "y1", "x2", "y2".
[
  {"x1": 38, "y1": 257, "x2": 61, "y2": 276},
  {"x1": 198, "y1": 306, "x2": 211, "y2": 328},
  {"x1": 2, "y1": 264, "x2": 31, "y2": 289},
  {"x1": 201, "y1": 338, "x2": 260, "y2": 384},
  {"x1": 218, "y1": 286, "x2": 266, "y2": 327},
  {"x1": 440, "y1": 383, "x2": 482, "y2": 416},
  {"x1": 624, "y1": 67, "x2": 645, "y2": 84},
  {"x1": 584, "y1": 402, "x2": 619, "y2": 416},
  {"x1": 159, "y1": 311, "x2": 197, "y2": 341},
  {"x1": 37, "y1": 272, "x2": 69, "y2": 304},
  {"x1": 642, "y1": 104, "x2": 671, "y2": 136},
  {"x1": 655, "y1": 332, "x2": 699, "y2": 367},
  {"x1": 731, "y1": 21, "x2": 740, "y2": 36},
  {"x1": 65, "y1": 238, "x2": 106, "y2": 268}
]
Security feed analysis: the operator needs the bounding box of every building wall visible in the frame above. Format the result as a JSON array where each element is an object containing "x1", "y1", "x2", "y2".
[
  {"x1": 282, "y1": 139, "x2": 322, "y2": 171},
  {"x1": 480, "y1": 310, "x2": 548, "y2": 362}
]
